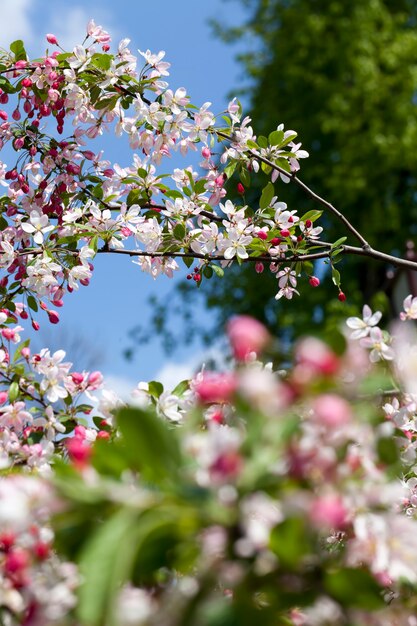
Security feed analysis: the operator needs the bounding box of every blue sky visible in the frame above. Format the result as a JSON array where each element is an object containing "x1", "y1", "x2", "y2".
[{"x1": 0, "y1": 0, "x2": 252, "y2": 392}]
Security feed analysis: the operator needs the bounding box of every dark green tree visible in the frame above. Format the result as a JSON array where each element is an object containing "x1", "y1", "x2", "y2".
[{"x1": 130, "y1": 0, "x2": 417, "y2": 353}]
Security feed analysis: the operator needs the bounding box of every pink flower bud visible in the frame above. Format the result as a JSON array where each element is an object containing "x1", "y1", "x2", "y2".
[
  {"x1": 66, "y1": 437, "x2": 91, "y2": 469},
  {"x1": 0, "y1": 392, "x2": 8, "y2": 404},
  {"x1": 71, "y1": 372, "x2": 84, "y2": 385},
  {"x1": 12, "y1": 108, "x2": 21, "y2": 121},
  {"x1": 309, "y1": 276, "x2": 320, "y2": 287},
  {"x1": 13, "y1": 137, "x2": 24, "y2": 150},
  {"x1": 46, "y1": 34, "x2": 59, "y2": 45},
  {"x1": 0, "y1": 532, "x2": 15, "y2": 551},
  {"x1": 215, "y1": 174, "x2": 225, "y2": 187},
  {"x1": 237, "y1": 183, "x2": 245, "y2": 195},
  {"x1": 338, "y1": 291, "x2": 346, "y2": 302},
  {"x1": 312, "y1": 394, "x2": 352, "y2": 427},
  {"x1": 295, "y1": 337, "x2": 339, "y2": 377},
  {"x1": 227, "y1": 315, "x2": 270, "y2": 361},
  {"x1": 201, "y1": 147, "x2": 211, "y2": 159},
  {"x1": 309, "y1": 495, "x2": 347, "y2": 530},
  {"x1": 5, "y1": 549, "x2": 29, "y2": 574},
  {"x1": 47, "y1": 310, "x2": 60, "y2": 324},
  {"x1": 88, "y1": 371, "x2": 103, "y2": 389},
  {"x1": 32, "y1": 320, "x2": 40, "y2": 331},
  {"x1": 21, "y1": 347, "x2": 30, "y2": 359},
  {"x1": 74, "y1": 425, "x2": 87, "y2": 440},
  {"x1": 280, "y1": 229, "x2": 290, "y2": 237},
  {"x1": 256, "y1": 230, "x2": 268, "y2": 240},
  {"x1": 34, "y1": 541, "x2": 50, "y2": 560},
  {"x1": 255, "y1": 262, "x2": 264, "y2": 274}
]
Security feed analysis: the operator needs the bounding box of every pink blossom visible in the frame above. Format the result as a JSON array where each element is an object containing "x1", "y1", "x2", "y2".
[
  {"x1": 309, "y1": 495, "x2": 348, "y2": 530},
  {"x1": 195, "y1": 373, "x2": 237, "y2": 404},
  {"x1": 227, "y1": 315, "x2": 269, "y2": 361},
  {"x1": 312, "y1": 394, "x2": 352, "y2": 427},
  {"x1": 294, "y1": 337, "x2": 339, "y2": 377}
]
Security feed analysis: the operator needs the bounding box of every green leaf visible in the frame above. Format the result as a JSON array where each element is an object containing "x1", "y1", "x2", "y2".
[
  {"x1": 261, "y1": 162, "x2": 272, "y2": 175},
  {"x1": 27, "y1": 295, "x2": 38, "y2": 312},
  {"x1": 116, "y1": 406, "x2": 182, "y2": 482},
  {"x1": 13, "y1": 338, "x2": 30, "y2": 363},
  {"x1": 203, "y1": 265, "x2": 213, "y2": 279},
  {"x1": 126, "y1": 189, "x2": 141, "y2": 206},
  {"x1": 194, "y1": 179, "x2": 207, "y2": 195},
  {"x1": 258, "y1": 135, "x2": 268, "y2": 149},
  {"x1": 268, "y1": 129, "x2": 284, "y2": 146},
  {"x1": 55, "y1": 52, "x2": 72, "y2": 63},
  {"x1": 331, "y1": 237, "x2": 347, "y2": 249},
  {"x1": 0, "y1": 76, "x2": 15, "y2": 95},
  {"x1": 246, "y1": 139, "x2": 258, "y2": 150},
  {"x1": 148, "y1": 380, "x2": 164, "y2": 398},
  {"x1": 331, "y1": 266, "x2": 341, "y2": 287},
  {"x1": 183, "y1": 256, "x2": 193, "y2": 269},
  {"x1": 212, "y1": 265, "x2": 224, "y2": 278},
  {"x1": 239, "y1": 167, "x2": 250, "y2": 187},
  {"x1": 8, "y1": 381, "x2": 19, "y2": 402},
  {"x1": 95, "y1": 95, "x2": 119, "y2": 110},
  {"x1": 300, "y1": 210, "x2": 323, "y2": 223},
  {"x1": 259, "y1": 182, "x2": 275, "y2": 209},
  {"x1": 324, "y1": 568, "x2": 384, "y2": 610},
  {"x1": 171, "y1": 380, "x2": 189, "y2": 397},
  {"x1": 269, "y1": 517, "x2": 312, "y2": 568},
  {"x1": 165, "y1": 189, "x2": 183, "y2": 200},
  {"x1": 137, "y1": 168, "x2": 148, "y2": 179},
  {"x1": 91, "y1": 53, "x2": 113, "y2": 71},
  {"x1": 173, "y1": 224, "x2": 186, "y2": 240},
  {"x1": 77, "y1": 508, "x2": 139, "y2": 626},
  {"x1": 224, "y1": 161, "x2": 237, "y2": 180},
  {"x1": 377, "y1": 437, "x2": 399, "y2": 465},
  {"x1": 10, "y1": 40, "x2": 27, "y2": 61}
]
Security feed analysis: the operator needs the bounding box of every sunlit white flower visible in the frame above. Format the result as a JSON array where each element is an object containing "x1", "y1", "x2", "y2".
[{"x1": 346, "y1": 305, "x2": 382, "y2": 339}]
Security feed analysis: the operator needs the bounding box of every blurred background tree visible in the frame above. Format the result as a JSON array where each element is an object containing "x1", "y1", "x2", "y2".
[{"x1": 128, "y1": 0, "x2": 417, "y2": 355}]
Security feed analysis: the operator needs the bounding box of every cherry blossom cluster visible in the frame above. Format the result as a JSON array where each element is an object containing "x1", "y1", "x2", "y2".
[{"x1": 0, "y1": 18, "x2": 341, "y2": 334}]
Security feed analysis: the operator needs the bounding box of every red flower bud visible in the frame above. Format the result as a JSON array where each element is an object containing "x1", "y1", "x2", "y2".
[{"x1": 309, "y1": 276, "x2": 320, "y2": 287}]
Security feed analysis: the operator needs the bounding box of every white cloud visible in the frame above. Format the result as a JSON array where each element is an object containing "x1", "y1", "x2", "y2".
[
  {"x1": 0, "y1": 0, "x2": 34, "y2": 47},
  {"x1": 103, "y1": 374, "x2": 137, "y2": 402},
  {"x1": 102, "y1": 344, "x2": 228, "y2": 403},
  {"x1": 155, "y1": 345, "x2": 228, "y2": 390}
]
